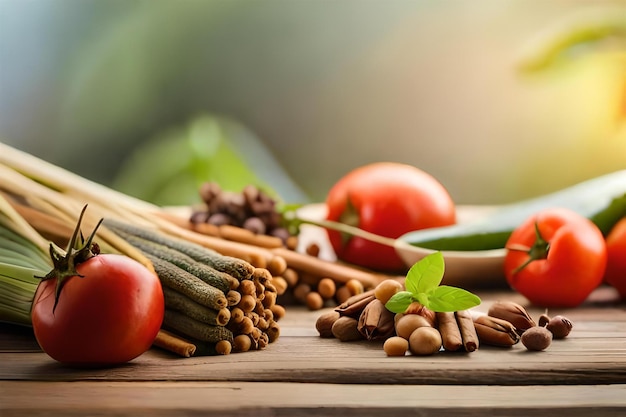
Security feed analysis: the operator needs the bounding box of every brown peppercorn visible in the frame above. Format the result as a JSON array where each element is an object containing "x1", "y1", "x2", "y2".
[
  {"x1": 546, "y1": 315, "x2": 573, "y2": 339},
  {"x1": 521, "y1": 326, "x2": 553, "y2": 351},
  {"x1": 538, "y1": 313, "x2": 551, "y2": 328}
]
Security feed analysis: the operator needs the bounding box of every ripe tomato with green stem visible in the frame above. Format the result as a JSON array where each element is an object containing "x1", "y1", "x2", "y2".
[
  {"x1": 604, "y1": 216, "x2": 626, "y2": 299},
  {"x1": 31, "y1": 206, "x2": 164, "y2": 367},
  {"x1": 325, "y1": 162, "x2": 456, "y2": 272},
  {"x1": 504, "y1": 207, "x2": 607, "y2": 308}
]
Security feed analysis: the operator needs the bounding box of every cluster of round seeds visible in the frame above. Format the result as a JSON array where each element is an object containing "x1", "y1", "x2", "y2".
[{"x1": 190, "y1": 182, "x2": 291, "y2": 243}]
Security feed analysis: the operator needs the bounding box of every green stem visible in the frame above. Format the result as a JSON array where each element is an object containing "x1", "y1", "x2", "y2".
[
  {"x1": 511, "y1": 222, "x2": 550, "y2": 275},
  {"x1": 283, "y1": 211, "x2": 398, "y2": 248},
  {"x1": 37, "y1": 205, "x2": 101, "y2": 313}
]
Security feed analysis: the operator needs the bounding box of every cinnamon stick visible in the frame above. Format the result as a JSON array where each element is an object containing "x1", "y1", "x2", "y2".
[
  {"x1": 335, "y1": 289, "x2": 376, "y2": 318},
  {"x1": 218, "y1": 224, "x2": 284, "y2": 248},
  {"x1": 455, "y1": 310, "x2": 479, "y2": 352},
  {"x1": 153, "y1": 329, "x2": 196, "y2": 358},
  {"x1": 437, "y1": 311, "x2": 463, "y2": 352},
  {"x1": 271, "y1": 248, "x2": 392, "y2": 288},
  {"x1": 357, "y1": 299, "x2": 395, "y2": 341}
]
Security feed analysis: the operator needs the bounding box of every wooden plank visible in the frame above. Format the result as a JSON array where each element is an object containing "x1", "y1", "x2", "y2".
[
  {"x1": 1, "y1": 327, "x2": 625, "y2": 385},
  {"x1": 2, "y1": 381, "x2": 626, "y2": 417},
  {"x1": 2, "y1": 288, "x2": 626, "y2": 386}
]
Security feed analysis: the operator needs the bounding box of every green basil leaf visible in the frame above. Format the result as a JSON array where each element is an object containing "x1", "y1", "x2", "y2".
[
  {"x1": 385, "y1": 291, "x2": 414, "y2": 314},
  {"x1": 405, "y1": 252, "x2": 445, "y2": 294},
  {"x1": 425, "y1": 285, "x2": 482, "y2": 312},
  {"x1": 415, "y1": 292, "x2": 430, "y2": 307}
]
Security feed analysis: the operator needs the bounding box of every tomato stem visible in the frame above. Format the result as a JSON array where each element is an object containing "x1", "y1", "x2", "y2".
[
  {"x1": 511, "y1": 222, "x2": 550, "y2": 275},
  {"x1": 37, "y1": 205, "x2": 103, "y2": 313},
  {"x1": 282, "y1": 211, "x2": 398, "y2": 248}
]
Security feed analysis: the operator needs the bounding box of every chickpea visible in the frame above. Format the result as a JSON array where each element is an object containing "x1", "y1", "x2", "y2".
[
  {"x1": 305, "y1": 291, "x2": 325, "y2": 310},
  {"x1": 374, "y1": 279, "x2": 403, "y2": 304},
  {"x1": 317, "y1": 278, "x2": 337, "y2": 300},
  {"x1": 383, "y1": 336, "x2": 409, "y2": 357},
  {"x1": 334, "y1": 285, "x2": 352, "y2": 304},
  {"x1": 345, "y1": 279, "x2": 364, "y2": 296},
  {"x1": 282, "y1": 268, "x2": 299, "y2": 287},
  {"x1": 408, "y1": 327, "x2": 442, "y2": 356},
  {"x1": 293, "y1": 283, "x2": 311, "y2": 303}
]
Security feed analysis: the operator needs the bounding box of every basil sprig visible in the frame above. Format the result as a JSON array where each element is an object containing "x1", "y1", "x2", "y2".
[{"x1": 385, "y1": 252, "x2": 481, "y2": 313}]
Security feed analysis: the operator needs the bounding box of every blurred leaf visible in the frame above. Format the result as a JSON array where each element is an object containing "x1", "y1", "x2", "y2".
[
  {"x1": 517, "y1": 13, "x2": 626, "y2": 73},
  {"x1": 112, "y1": 114, "x2": 309, "y2": 206}
]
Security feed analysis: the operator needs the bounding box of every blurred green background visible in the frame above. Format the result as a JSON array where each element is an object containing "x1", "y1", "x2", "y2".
[{"x1": 1, "y1": 0, "x2": 625, "y2": 206}]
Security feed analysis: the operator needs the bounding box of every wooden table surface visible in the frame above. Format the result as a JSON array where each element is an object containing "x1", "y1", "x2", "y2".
[{"x1": 2, "y1": 287, "x2": 626, "y2": 417}]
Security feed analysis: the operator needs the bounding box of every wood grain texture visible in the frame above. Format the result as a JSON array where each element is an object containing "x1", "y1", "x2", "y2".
[
  {"x1": 1, "y1": 289, "x2": 625, "y2": 415},
  {"x1": 2, "y1": 381, "x2": 626, "y2": 417}
]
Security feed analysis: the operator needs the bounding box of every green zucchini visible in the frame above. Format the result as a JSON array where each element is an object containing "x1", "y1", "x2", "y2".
[{"x1": 400, "y1": 170, "x2": 626, "y2": 251}]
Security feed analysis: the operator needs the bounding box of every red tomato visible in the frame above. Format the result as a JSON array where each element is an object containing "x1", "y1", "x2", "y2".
[
  {"x1": 604, "y1": 217, "x2": 626, "y2": 299},
  {"x1": 504, "y1": 208, "x2": 607, "y2": 308},
  {"x1": 325, "y1": 162, "x2": 456, "y2": 272},
  {"x1": 31, "y1": 254, "x2": 164, "y2": 366}
]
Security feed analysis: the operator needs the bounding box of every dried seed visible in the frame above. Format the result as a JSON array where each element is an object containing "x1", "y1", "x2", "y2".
[
  {"x1": 316, "y1": 310, "x2": 341, "y2": 338},
  {"x1": 357, "y1": 299, "x2": 395, "y2": 341},
  {"x1": 306, "y1": 291, "x2": 325, "y2": 310},
  {"x1": 546, "y1": 315, "x2": 573, "y2": 339},
  {"x1": 383, "y1": 336, "x2": 408, "y2": 357},
  {"x1": 473, "y1": 315, "x2": 520, "y2": 347},
  {"x1": 487, "y1": 300, "x2": 536, "y2": 334},
  {"x1": 331, "y1": 316, "x2": 362, "y2": 342},
  {"x1": 317, "y1": 278, "x2": 337, "y2": 300},
  {"x1": 521, "y1": 326, "x2": 552, "y2": 351}
]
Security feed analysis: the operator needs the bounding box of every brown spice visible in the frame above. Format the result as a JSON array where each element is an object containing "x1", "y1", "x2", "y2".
[
  {"x1": 316, "y1": 310, "x2": 341, "y2": 338},
  {"x1": 153, "y1": 329, "x2": 197, "y2": 358},
  {"x1": 437, "y1": 312, "x2": 463, "y2": 352},
  {"x1": 456, "y1": 310, "x2": 480, "y2": 352},
  {"x1": 487, "y1": 300, "x2": 536, "y2": 334},
  {"x1": 335, "y1": 289, "x2": 376, "y2": 318},
  {"x1": 331, "y1": 316, "x2": 362, "y2": 342},
  {"x1": 473, "y1": 314, "x2": 519, "y2": 347},
  {"x1": 357, "y1": 299, "x2": 395, "y2": 341}
]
